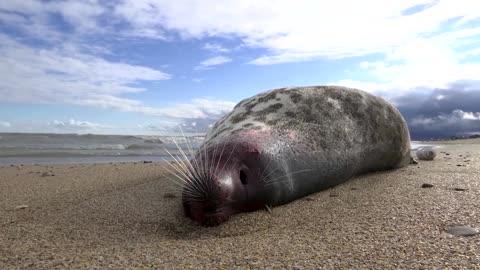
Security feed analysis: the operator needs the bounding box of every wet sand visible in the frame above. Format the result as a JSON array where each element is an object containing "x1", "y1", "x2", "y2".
[{"x1": 1, "y1": 139, "x2": 479, "y2": 269}]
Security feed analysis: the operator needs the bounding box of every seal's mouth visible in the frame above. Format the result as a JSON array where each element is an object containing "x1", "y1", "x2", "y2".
[{"x1": 183, "y1": 201, "x2": 232, "y2": 226}]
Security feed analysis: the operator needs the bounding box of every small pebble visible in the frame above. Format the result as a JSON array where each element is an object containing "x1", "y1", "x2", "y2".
[
  {"x1": 453, "y1": 188, "x2": 467, "y2": 191},
  {"x1": 143, "y1": 160, "x2": 153, "y2": 164},
  {"x1": 447, "y1": 226, "x2": 479, "y2": 236},
  {"x1": 421, "y1": 183, "x2": 434, "y2": 188},
  {"x1": 416, "y1": 147, "x2": 437, "y2": 160},
  {"x1": 14, "y1": 205, "x2": 29, "y2": 210},
  {"x1": 41, "y1": 171, "x2": 55, "y2": 177},
  {"x1": 163, "y1": 193, "x2": 177, "y2": 199}
]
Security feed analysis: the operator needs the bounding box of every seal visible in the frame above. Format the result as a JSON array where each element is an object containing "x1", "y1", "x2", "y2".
[{"x1": 179, "y1": 86, "x2": 411, "y2": 226}]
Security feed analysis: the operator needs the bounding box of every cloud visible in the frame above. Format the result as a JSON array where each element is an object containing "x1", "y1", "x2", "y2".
[
  {"x1": 192, "y1": 78, "x2": 205, "y2": 83},
  {"x1": 194, "y1": 56, "x2": 232, "y2": 70},
  {"x1": 0, "y1": 121, "x2": 11, "y2": 127},
  {"x1": 410, "y1": 110, "x2": 480, "y2": 136},
  {"x1": 0, "y1": 33, "x2": 172, "y2": 107},
  {"x1": 390, "y1": 82, "x2": 480, "y2": 139},
  {"x1": 112, "y1": 0, "x2": 480, "y2": 63},
  {"x1": 202, "y1": 43, "x2": 229, "y2": 53},
  {"x1": 49, "y1": 119, "x2": 112, "y2": 130}
]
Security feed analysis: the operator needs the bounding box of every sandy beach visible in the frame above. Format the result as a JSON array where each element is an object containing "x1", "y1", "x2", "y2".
[{"x1": 1, "y1": 139, "x2": 479, "y2": 269}]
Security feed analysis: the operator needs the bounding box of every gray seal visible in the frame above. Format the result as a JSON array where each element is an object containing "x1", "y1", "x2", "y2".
[{"x1": 181, "y1": 86, "x2": 411, "y2": 226}]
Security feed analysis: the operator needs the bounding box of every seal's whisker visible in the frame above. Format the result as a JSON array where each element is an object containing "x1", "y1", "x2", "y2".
[
  {"x1": 208, "y1": 142, "x2": 217, "y2": 177},
  {"x1": 258, "y1": 155, "x2": 274, "y2": 181},
  {"x1": 161, "y1": 161, "x2": 204, "y2": 197},
  {"x1": 168, "y1": 141, "x2": 194, "y2": 178},
  {"x1": 264, "y1": 169, "x2": 313, "y2": 185},
  {"x1": 218, "y1": 140, "x2": 239, "y2": 176},
  {"x1": 171, "y1": 138, "x2": 196, "y2": 176},
  {"x1": 161, "y1": 162, "x2": 190, "y2": 186},
  {"x1": 260, "y1": 166, "x2": 279, "y2": 184},
  {"x1": 165, "y1": 179, "x2": 201, "y2": 197},
  {"x1": 168, "y1": 139, "x2": 208, "y2": 194},
  {"x1": 177, "y1": 127, "x2": 203, "y2": 182},
  {"x1": 161, "y1": 154, "x2": 192, "y2": 185},
  {"x1": 213, "y1": 140, "x2": 227, "y2": 177},
  {"x1": 169, "y1": 142, "x2": 208, "y2": 196}
]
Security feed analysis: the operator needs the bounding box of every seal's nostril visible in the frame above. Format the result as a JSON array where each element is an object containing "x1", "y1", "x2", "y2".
[
  {"x1": 239, "y1": 169, "x2": 247, "y2": 185},
  {"x1": 183, "y1": 202, "x2": 191, "y2": 218}
]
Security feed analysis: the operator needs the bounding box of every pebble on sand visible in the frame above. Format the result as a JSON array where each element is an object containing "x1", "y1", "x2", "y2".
[
  {"x1": 14, "y1": 205, "x2": 29, "y2": 210},
  {"x1": 416, "y1": 147, "x2": 437, "y2": 161},
  {"x1": 447, "y1": 226, "x2": 480, "y2": 236},
  {"x1": 421, "y1": 183, "x2": 434, "y2": 188},
  {"x1": 41, "y1": 172, "x2": 55, "y2": 177}
]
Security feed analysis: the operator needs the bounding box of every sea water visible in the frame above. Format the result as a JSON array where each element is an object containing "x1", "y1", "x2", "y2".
[{"x1": 0, "y1": 133, "x2": 203, "y2": 166}]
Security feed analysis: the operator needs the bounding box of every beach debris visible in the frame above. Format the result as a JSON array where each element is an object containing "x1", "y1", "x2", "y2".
[
  {"x1": 329, "y1": 192, "x2": 339, "y2": 197},
  {"x1": 456, "y1": 164, "x2": 464, "y2": 167},
  {"x1": 445, "y1": 153, "x2": 450, "y2": 155},
  {"x1": 14, "y1": 205, "x2": 29, "y2": 210},
  {"x1": 143, "y1": 160, "x2": 153, "y2": 164},
  {"x1": 421, "y1": 183, "x2": 434, "y2": 188},
  {"x1": 163, "y1": 193, "x2": 176, "y2": 199},
  {"x1": 416, "y1": 147, "x2": 437, "y2": 160},
  {"x1": 453, "y1": 187, "x2": 467, "y2": 191},
  {"x1": 410, "y1": 157, "x2": 418, "y2": 164},
  {"x1": 447, "y1": 226, "x2": 479, "y2": 237},
  {"x1": 41, "y1": 171, "x2": 55, "y2": 177},
  {"x1": 265, "y1": 204, "x2": 273, "y2": 214}
]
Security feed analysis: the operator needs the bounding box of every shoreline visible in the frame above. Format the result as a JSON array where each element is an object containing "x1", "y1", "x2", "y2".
[{"x1": 1, "y1": 139, "x2": 479, "y2": 268}]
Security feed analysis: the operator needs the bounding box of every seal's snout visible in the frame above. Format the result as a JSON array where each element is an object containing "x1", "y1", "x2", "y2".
[
  {"x1": 182, "y1": 193, "x2": 232, "y2": 226},
  {"x1": 181, "y1": 140, "x2": 268, "y2": 226},
  {"x1": 182, "y1": 171, "x2": 235, "y2": 226}
]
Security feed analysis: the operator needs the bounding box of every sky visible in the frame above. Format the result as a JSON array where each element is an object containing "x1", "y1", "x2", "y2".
[{"x1": 0, "y1": 0, "x2": 479, "y2": 139}]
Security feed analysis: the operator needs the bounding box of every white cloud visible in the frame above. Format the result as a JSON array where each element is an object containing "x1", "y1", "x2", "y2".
[
  {"x1": 194, "y1": 56, "x2": 232, "y2": 70},
  {"x1": 0, "y1": 0, "x2": 105, "y2": 33},
  {"x1": 203, "y1": 43, "x2": 229, "y2": 53},
  {"x1": 79, "y1": 95, "x2": 235, "y2": 119},
  {"x1": 0, "y1": 34, "x2": 170, "y2": 105},
  {"x1": 0, "y1": 121, "x2": 11, "y2": 127},
  {"x1": 49, "y1": 119, "x2": 111, "y2": 130},
  {"x1": 331, "y1": 36, "x2": 480, "y2": 94},
  {"x1": 113, "y1": 0, "x2": 480, "y2": 63},
  {"x1": 192, "y1": 78, "x2": 205, "y2": 83}
]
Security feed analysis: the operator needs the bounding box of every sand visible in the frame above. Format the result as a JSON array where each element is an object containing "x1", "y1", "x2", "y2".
[{"x1": 1, "y1": 139, "x2": 479, "y2": 269}]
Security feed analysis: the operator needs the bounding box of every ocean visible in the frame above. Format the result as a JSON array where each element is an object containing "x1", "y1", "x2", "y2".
[{"x1": 0, "y1": 133, "x2": 204, "y2": 166}]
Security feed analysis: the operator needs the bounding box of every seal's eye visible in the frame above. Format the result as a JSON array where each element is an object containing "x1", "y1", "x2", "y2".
[{"x1": 239, "y1": 169, "x2": 247, "y2": 185}]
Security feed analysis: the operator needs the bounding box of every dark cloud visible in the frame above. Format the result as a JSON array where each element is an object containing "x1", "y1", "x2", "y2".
[{"x1": 391, "y1": 81, "x2": 480, "y2": 140}]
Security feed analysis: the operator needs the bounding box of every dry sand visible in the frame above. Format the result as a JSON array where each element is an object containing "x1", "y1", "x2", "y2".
[{"x1": 1, "y1": 139, "x2": 480, "y2": 269}]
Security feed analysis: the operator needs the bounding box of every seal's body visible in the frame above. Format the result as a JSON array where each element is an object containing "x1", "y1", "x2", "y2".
[{"x1": 182, "y1": 86, "x2": 411, "y2": 226}]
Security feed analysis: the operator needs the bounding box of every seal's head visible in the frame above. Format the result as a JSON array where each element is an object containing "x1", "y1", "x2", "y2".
[{"x1": 182, "y1": 138, "x2": 272, "y2": 226}]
